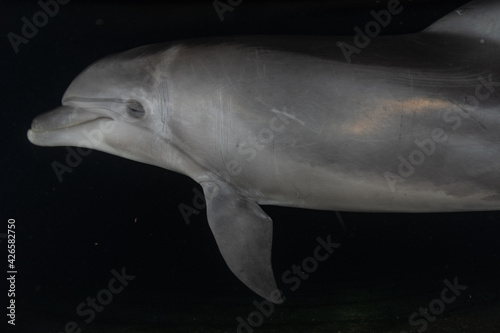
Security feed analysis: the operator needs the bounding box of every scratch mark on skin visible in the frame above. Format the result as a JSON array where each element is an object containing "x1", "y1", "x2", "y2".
[
  {"x1": 292, "y1": 142, "x2": 322, "y2": 148},
  {"x1": 270, "y1": 108, "x2": 306, "y2": 126},
  {"x1": 409, "y1": 68, "x2": 413, "y2": 96},
  {"x1": 296, "y1": 173, "x2": 312, "y2": 200},
  {"x1": 448, "y1": 97, "x2": 489, "y2": 133},
  {"x1": 255, "y1": 49, "x2": 263, "y2": 81},
  {"x1": 198, "y1": 54, "x2": 218, "y2": 83},
  {"x1": 217, "y1": 91, "x2": 225, "y2": 165},
  {"x1": 398, "y1": 114, "x2": 403, "y2": 143},
  {"x1": 459, "y1": 105, "x2": 488, "y2": 132},
  {"x1": 222, "y1": 65, "x2": 232, "y2": 84},
  {"x1": 272, "y1": 141, "x2": 278, "y2": 176},
  {"x1": 315, "y1": 122, "x2": 325, "y2": 137},
  {"x1": 237, "y1": 53, "x2": 249, "y2": 83}
]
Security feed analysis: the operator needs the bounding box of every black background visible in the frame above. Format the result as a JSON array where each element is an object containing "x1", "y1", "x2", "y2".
[{"x1": 2, "y1": 0, "x2": 499, "y2": 332}]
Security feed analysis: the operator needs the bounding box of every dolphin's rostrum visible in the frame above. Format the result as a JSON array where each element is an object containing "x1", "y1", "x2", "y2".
[{"x1": 28, "y1": 1, "x2": 500, "y2": 303}]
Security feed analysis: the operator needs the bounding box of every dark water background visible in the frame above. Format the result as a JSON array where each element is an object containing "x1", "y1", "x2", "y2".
[{"x1": 2, "y1": 0, "x2": 499, "y2": 332}]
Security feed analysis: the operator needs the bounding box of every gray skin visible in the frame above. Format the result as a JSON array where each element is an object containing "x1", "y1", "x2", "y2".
[{"x1": 28, "y1": 0, "x2": 500, "y2": 303}]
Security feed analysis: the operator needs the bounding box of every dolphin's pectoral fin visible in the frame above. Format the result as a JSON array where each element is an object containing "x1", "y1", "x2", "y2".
[{"x1": 200, "y1": 181, "x2": 283, "y2": 304}]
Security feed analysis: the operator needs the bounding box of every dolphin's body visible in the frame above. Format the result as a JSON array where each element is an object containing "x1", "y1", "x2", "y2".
[{"x1": 28, "y1": 0, "x2": 500, "y2": 303}]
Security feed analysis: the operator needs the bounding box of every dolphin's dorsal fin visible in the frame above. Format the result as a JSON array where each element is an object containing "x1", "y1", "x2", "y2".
[
  {"x1": 423, "y1": 0, "x2": 500, "y2": 43},
  {"x1": 200, "y1": 181, "x2": 283, "y2": 304}
]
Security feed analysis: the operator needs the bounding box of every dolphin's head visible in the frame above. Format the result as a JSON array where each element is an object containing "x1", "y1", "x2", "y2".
[{"x1": 27, "y1": 44, "x2": 179, "y2": 170}]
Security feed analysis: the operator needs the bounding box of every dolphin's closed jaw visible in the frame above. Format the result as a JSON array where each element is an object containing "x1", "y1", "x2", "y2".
[
  {"x1": 27, "y1": 105, "x2": 112, "y2": 147},
  {"x1": 30, "y1": 106, "x2": 103, "y2": 132}
]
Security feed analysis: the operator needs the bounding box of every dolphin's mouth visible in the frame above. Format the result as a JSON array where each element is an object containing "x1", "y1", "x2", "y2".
[
  {"x1": 29, "y1": 106, "x2": 110, "y2": 132},
  {"x1": 27, "y1": 105, "x2": 113, "y2": 147}
]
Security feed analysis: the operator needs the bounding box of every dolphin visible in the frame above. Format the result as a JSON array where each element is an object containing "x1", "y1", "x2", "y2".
[{"x1": 27, "y1": 0, "x2": 500, "y2": 303}]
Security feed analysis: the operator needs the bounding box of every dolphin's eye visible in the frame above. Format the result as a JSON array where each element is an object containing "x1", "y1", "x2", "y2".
[{"x1": 126, "y1": 100, "x2": 146, "y2": 118}]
